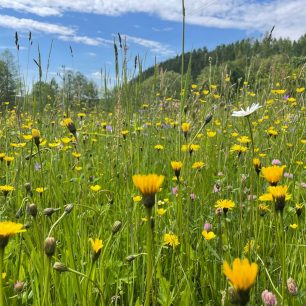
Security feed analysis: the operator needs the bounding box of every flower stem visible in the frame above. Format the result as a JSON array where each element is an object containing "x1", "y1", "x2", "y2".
[
  {"x1": 246, "y1": 116, "x2": 255, "y2": 158},
  {"x1": 144, "y1": 208, "x2": 153, "y2": 306},
  {"x1": 0, "y1": 248, "x2": 4, "y2": 306}
]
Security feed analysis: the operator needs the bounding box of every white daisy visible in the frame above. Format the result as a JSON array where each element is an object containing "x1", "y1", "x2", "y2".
[{"x1": 232, "y1": 103, "x2": 262, "y2": 117}]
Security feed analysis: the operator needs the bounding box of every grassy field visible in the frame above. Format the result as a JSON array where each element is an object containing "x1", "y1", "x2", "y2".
[{"x1": 0, "y1": 54, "x2": 305, "y2": 306}]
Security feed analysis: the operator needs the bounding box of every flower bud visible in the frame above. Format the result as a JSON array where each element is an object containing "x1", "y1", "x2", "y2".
[
  {"x1": 44, "y1": 237, "x2": 56, "y2": 257},
  {"x1": 125, "y1": 255, "x2": 137, "y2": 262},
  {"x1": 27, "y1": 203, "x2": 38, "y2": 218},
  {"x1": 53, "y1": 262, "x2": 68, "y2": 273},
  {"x1": 111, "y1": 221, "x2": 122, "y2": 234},
  {"x1": 64, "y1": 204, "x2": 74, "y2": 214},
  {"x1": 43, "y1": 208, "x2": 59, "y2": 217}
]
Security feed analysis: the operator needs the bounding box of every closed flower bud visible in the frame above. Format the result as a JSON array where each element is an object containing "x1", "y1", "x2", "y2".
[
  {"x1": 111, "y1": 220, "x2": 122, "y2": 234},
  {"x1": 125, "y1": 255, "x2": 137, "y2": 262},
  {"x1": 44, "y1": 237, "x2": 56, "y2": 257},
  {"x1": 53, "y1": 262, "x2": 68, "y2": 273},
  {"x1": 204, "y1": 113, "x2": 213, "y2": 125},
  {"x1": 43, "y1": 208, "x2": 59, "y2": 217},
  {"x1": 25, "y1": 182, "x2": 31, "y2": 192},
  {"x1": 64, "y1": 204, "x2": 74, "y2": 214},
  {"x1": 27, "y1": 203, "x2": 38, "y2": 218}
]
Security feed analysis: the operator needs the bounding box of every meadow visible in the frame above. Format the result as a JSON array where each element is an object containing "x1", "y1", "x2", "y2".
[{"x1": 0, "y1": 40, "x2": 305, "y2": 306}]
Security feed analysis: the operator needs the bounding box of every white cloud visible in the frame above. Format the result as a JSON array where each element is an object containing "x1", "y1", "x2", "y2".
[
  {"x1": 124, "y1": 35, "x2": 175, "y2": 57},
  {"x1": 152, "y1": 27, "x2": 173, "y2": 32},
  {"x1": 1, "y1": 0, "x2": 306, "y2": 39},
  {"x1": 0, "y1": 14, "x2": 112, "y2": 46}
]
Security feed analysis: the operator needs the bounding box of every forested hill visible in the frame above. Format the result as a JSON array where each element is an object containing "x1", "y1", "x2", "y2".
[{"x1": 140, "y1": 34, "x2": 306, "y2": 83}]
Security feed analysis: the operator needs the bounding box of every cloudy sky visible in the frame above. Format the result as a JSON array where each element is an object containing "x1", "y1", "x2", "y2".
[{"x1": 0, "y1": 0, "x2": 305, "y2": 85}]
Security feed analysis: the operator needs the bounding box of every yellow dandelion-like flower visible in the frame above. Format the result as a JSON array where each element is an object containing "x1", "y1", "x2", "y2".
[
  {"x1": 35, "y1": 187, "x2": 45, "y2": 193},
  {"x1": 192, "y1": 161, "x2": 205, "y2": 170},
  {"x1": 132, "y1": 174, "x2": 164, "y2": 197},
  {"x1": 157, "y1": 208, "x2": 166, "y2": 216},
  {"x1": 207, "y1": 131, "x2": 216, "y2": 138},
  {"x1": 296, "y1": 87, "x2": 305, "y2": 93},
  {"x1": 0, "y1": 221, "x2": 26, "y2": 248},
  {"x1": 258, "y1": 204, "x2": 270, "y2": 216},
  {"x1": 133, "y1": 195, "x2": 142, "y2": 202},
  {"x1": 215, "y1": 199, "x2": 235, "y2": 214},
  {"x1": 72, "y1": 152, "x2": 81, "y2": 158},
  {"x1": 181, "y1": 122, "x2": 190, "y2": 133},
  {"x1": 268, "y1": 185, "x2": 291, "y2": 212},
  {"x1": 171, "y1": 161, "x2": 182, "y2": 171},
  {"x1": 132, "y1": 174, "x2": 164, "y2": 208},
  {"x1": 154, "y1": 144, "x2": 164, "y2": 150},
  {"x1": 230, "y1": 144, "x2": 248, "y2": 154},
  {"x1": 202, "y1": 230, "x2": 216, "y2": 241},
  {"x1": 237, "y1": 136, "x2": 251, "y2": 144},
  {"x1": 90, "y1": 185, "x2": 101, "y2": 192},
  {"x1": 0, "y1": 185, "x2": 15, "y2": 196},
  {"x1": 164, "y1": 233, "x2": 180, "y2": 248},
  {"x1": 290, "y1": 224, "x2": 298, "y2": 229},
  {"x1": 261, "y1": 165, "x2": 285, "y2": 186},
  {"x1": 31, "y1": 128, "x2": 40, "y2": 139},
  {"x1": 223, "y1": 258, "x2": 258, "y2": 292},
  {"x1": 89, "y1": 238, "x2": 103, "y2": 261}
]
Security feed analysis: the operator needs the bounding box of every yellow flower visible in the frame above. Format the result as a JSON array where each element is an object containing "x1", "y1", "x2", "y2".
[
  {"x1": 290, "y1": 224, "x2": 298, "y2": 229},
  {"x1": 0, "y1": 185, "x2": 15, "y2": 196},
  {"x1": 3, "y1": 156, "x2": 14, "y2": 165},
  {"x1": 89, "y1": 238, "x2": 103, "y2": 261},
  {"x1": 202, "y1": 230, "x2": 216, "y2": 240},
  {"x1": 171, "y1": 161, "x2": 182, "y2": 179},
  {"x1": 181, "y1": 122, "x2": 190, "y2": 133},
  {"x1": 267, "y1": 127, "x2": 278, "y2": 136},
  {"x1": 63, "y1": 118, "x2": 73, "y2": 127},
  {"x1": 268, "y1": 185, "x2": 291, "y2": 212},
  {"x1": 35, "y1": 187, "x2": 45, "y2": 193},
  {"x1": 296, "y1": 87, "x2": 305, "y2": 93},
  {"x1": 10, "y1": 143, "x2": 26, "y2": 148},
  {"x1": 253, "y1": 158, "x2": 261, "y2": 174},
  {"x1": 63, "y1": 118, "x2": 76, "y2": 134},
  {"x1": 72, "y1": 152, "x2": 81, "y2": 158},
  {"x1": 171, "y1": 161, "x2": 182, "y2": 171},
  {"x1": 133, "y1": 195, "x2": 142, "y2": 202},
  {"x1": 121, "y1": 130, "x2": 129, "y2": 138},
  {"x1": 77, "y1": 112, "x2": 86, "y2": 118},
  {"x1": 237, "y1": 136, "x2": 251, "y2": 144},
  {"x1": 215, "y1": 199, "x2": 235, "y2": 214},
  {"x1": 31, "y1": 128, "x2": 40, "y2": 139},
  {"x1": 182, "y1": 144, "x2": 200, "y2": 153},
  {"x1": 261, "y1": 165, "x2": 285, "y2": 185},
  {"x1": 61, "y1": 137, "x2": 72, "y2": 144},
  {"x1": 207, "y1": 131, "x2": 216, "y2": 138},
  {"x1": 90, "y1": 185, "x2": 101, "y2": 192},
  {"x1": 132, "y1": 174, "x2": 164, "y2": 196},
  {"x1": 157, "y1": 208, "x2": 166, "y2": 216},
  {"x1": 223, "y1": 258, "x2": 258, "y2": 291},
  {"x1": 154, "y1": 144, "x2": 164, "y2": 150},
  {"x1": 0, "y1": 221, "x2": 26, "y2": 248},
  {"x1": 258, "y1": 204, "x2": 270, "y2": 216},
  {"x1": 230, "y1": 144, "x2": 248, "y2": 154},
  {"x1": 192, "y1": 161, "x2": 205, "y2": 170},
  {"x1": 164, "y1": 233, "x2": 180, "y2": 248}
]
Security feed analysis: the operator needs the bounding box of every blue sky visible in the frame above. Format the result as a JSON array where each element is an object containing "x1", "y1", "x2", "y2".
[{"x1": 0, "y1": 0, "x2": 305, "y2": 87}]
